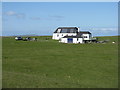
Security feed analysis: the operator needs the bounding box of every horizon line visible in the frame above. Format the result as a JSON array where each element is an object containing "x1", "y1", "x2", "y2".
[{"x1": 1, "y1": 35, "x2": 119, "y2": 37}]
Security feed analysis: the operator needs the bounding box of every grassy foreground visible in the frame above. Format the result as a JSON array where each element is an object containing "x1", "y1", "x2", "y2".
[{"x1": 2, "y1": 36, "x2": 118, "y2": 88}]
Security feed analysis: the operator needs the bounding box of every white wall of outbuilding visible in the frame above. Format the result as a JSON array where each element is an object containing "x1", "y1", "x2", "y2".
[
  {"x1": 82, "y1": 34, "x2": 92, "y2": 40},
  {"x1": 60, "y1": 38, "x2": 83, "y2": 44}
]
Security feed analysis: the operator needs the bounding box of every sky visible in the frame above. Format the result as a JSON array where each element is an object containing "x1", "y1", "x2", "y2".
[{"x1": 2, "y1": 2, "x2": 118, "y2": 36}]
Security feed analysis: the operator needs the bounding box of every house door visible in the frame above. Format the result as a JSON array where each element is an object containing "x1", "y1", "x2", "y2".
[{"x1": 68, "y1": 38, "x2": 73, "y2": 43}]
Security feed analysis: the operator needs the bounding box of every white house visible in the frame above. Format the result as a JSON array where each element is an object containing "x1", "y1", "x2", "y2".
[
  {"x1": 52, "y1": 27, "x2": 80, "y2": 40},
  {"x1": 52, "y1": 27, "x2": 97, "y2": 44}
]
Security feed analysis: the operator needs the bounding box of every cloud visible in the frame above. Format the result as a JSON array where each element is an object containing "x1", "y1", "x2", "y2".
[
  {"x1": 29, "y1": 15, "x2": 64, "y2": 21},
  {"x1": 4, "y1": 11, "x2": 25, "y2": 19},
  {"x1": 16, "y1": 13, "x2": 25, "y2": 18},
  {"x1": 50, "y1": 15, "x2": 64, "y2": 19},
  {"x1": 90, "y1": 27, "x2": 118, "y2": 32},
  {"x1": 30, "y1": 17, "x2": 41, "y2": 20},
  {"x1": 5, "y1": 11, "x2": 16, "y2": 16},
  {"x1": 49, "y1": 15, "x2": 64, "y2": 21},
  {"x1": 89, "y1": 27, "x2": 118, "y2": 36},
  {"x1": 80, "y1": 27, "x2": 118, "y2": 36}
]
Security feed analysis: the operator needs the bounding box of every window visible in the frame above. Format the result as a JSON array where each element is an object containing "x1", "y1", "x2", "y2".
[
  {"x1": 61, "y1": 29, "x2": 68, "y2": 33},
  {"x1": 57, "y1": 34, "x2": 59, "y2": 37},
  {"x1": 77, "y1": 38, "x2": 78, "y2": 41},
  {"x1": 84, "y1": 36, "x2": 87, "y2": 38},
  {"x1": 69, "y1": 29, "x2": 75, "y2": 33},
  {"x1": 60, "y1": 28, "x2": 78, "y2": 33},
  {"x1": 57, "y1": 29, "x2": 61, "y2": 33}
]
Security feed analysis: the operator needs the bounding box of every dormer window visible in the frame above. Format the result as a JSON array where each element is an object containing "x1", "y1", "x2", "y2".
[
  {"x1": 57, "y1": 29, "x2": 61, "y2": 33},
  {"x1": 61, "y1": 29, "x2": 68, "y2": 33}
]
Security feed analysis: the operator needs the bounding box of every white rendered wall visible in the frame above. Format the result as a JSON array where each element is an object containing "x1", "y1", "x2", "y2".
[
  {"x1": 73, "y1": 38, "x2": 77, "y2": 43},
  {"x1": 60, "y1": 38, "x2": 67, "y2": 43},
  {"x1": 73, "y1": 38, "x2": 83, "y2": 43},
  {"x1": 52, "y1": 33, "x2": 77, "y2": 40},
  {"x1": 78, "y1": 38, "x2": 83, "y2": 43},
  {"x1": 82, "y1": 34, "x2": 92, "y2": 40},
  {"x1": 60, "y1": 38, "x2": 83, "y2": 44}
]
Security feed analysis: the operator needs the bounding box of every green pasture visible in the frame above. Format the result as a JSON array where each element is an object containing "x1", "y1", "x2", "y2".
[{"x1": 2, "y1": 36, "x2": 118, "y2": 88}]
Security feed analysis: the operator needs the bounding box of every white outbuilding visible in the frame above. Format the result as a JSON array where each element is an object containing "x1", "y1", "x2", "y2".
[{"x1": 59, "y1": 32, "x2": 83, "y2": 43}]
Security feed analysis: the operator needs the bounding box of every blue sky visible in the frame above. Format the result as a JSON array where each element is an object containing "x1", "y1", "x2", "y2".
[{"x1": 2, "y1": 2, "x2": 118, "y2": 36}]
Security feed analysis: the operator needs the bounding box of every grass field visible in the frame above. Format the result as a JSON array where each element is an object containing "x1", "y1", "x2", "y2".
[{"x1": 2, "y1": 36, "x2": 118, "y2": 88}]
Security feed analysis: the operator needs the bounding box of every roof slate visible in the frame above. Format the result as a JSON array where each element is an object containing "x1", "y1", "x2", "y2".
[
  {"x1": 80, "y1": 31, "x2": 91, "y2": 34},
  {"x1": 57, "y1": 27, "x2": 78, "y2": 29},
  {"x1": 62, "y1": 31, "x2": 91, "y2": 38},
  {"x1": 54, "y1": 27, "x2": 78, "y2": 33}
]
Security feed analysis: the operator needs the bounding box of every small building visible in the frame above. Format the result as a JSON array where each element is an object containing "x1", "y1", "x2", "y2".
[
  {"x1": 60, "y1": 32, "x2": 83, "y2": 43},
  {"x1": 52, "y1": 27, "x2": 97, "y2": 44}
]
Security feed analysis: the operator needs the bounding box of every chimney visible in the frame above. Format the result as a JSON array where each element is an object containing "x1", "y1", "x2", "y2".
[{"x1": 77, "y1": 27, "x2": 80, "y2": 32}]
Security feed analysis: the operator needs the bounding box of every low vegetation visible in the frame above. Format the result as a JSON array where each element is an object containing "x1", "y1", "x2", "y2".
[{"x1": 2, "y1": 36, "x2": 118, "y2": 88}]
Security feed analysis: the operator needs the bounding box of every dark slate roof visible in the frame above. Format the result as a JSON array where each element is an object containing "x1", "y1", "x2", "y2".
[
  {"x1": 62, "y1": 31, "x2": 91, "y2": 38},
  {"x1": 57, "y1": 27, "x2": 78, "y2": 29},
  {"x1": 76, "y1": 32, "x2": 83, "y2": 38},
  {"x1": 63, "y1": 35, "x2": 83, "y2": 38},
  {"x1": 80, "y1": 31, "x2": 91, "y2": 34},
  {"x1": 54, "y1": 27, "x2": 78, "y2": 33}
]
